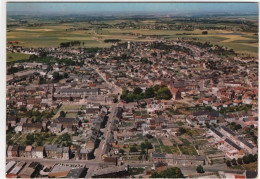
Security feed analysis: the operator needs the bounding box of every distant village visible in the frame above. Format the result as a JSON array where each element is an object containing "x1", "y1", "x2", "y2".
[{"x1": 6, "y1": 39, "x2": 258, "y2": 178}]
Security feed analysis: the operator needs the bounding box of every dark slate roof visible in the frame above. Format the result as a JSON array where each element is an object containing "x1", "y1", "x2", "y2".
[
  {"x1": 57, "y1": 117, "x2": 79, "y2": 123},
  {"x1": 221, "y1": 126, "x2": 236, "y2": 136},
  {"x1": 238, "y1": 137, "x2": 255, "y2": 149},
  {"x1": 210, "y1": 128, "x2": 223, "y2": 138},
  {"x1": 225, "y1": 138, "x2": 241, "y2": 150},
  {"x1": 45, "y1": 144, "x2": 57, "y2": 151},
  {"x1": 153, "y1": 153, "x2": 166, "y2": 158},
  {"x1": 193, "y1": 111, "x2": 208, "y2": 116},
  {"x1": 28, "y1": 162, "x2": 40, "y2": 169},
  {"x1": 60, "y1": 88, "x2": 98, "y2": 93},
  {"x1": 246, "y1": 171, "x2": 257, "y2": 178},
  {"x1": 11, "y1": 145, "x2": 19, "y2": 151},
  {"x1": 208, "y1": 111, "x2": 221, "y2": 118},
  {"x1": 66, "y1": 168, "x2": 86, "y2": 178}
]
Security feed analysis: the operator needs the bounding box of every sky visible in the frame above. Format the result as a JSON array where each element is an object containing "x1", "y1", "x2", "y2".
[{"x1": 7, "y1": 3, "x2": 258, "y2": 16}]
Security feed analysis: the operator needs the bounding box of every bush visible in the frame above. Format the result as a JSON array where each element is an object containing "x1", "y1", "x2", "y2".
[{"x1": 196, "y1": 165, "x2": 204, "y2": 173}]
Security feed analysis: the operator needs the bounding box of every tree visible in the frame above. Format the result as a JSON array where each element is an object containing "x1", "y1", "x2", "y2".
[
  {"x1": 248, "y1": 154, "x2": 255, "y2": 163},
  {"x1": 237, "y1": 158, "x2": 243, "y2": 165},
  {"x1": 113, "y1": 98, "x2": 118, "y2": 103},
  {"x1": 156, "y1": 87, "x2": 172, "y2": 100},
  {"x1": 234, "y1": 124, "x2": 242, "y2": 130},
  {"x1": 134, "y1": 87, "x2": 142, "y2": 95},
  {"x1": 231, "y1": 158, "x2": 237, "y2": 166},
  {"x1": 145, "y1": 134, "x2": 153, "y2": 139},
  {"x1": 52, "y1": 72, "x2": 60, "y2": 81},
  {"x1": 226, "y1": 160, "x2": 231, "y2": 167},
  {"x1": 178, "y1": 127, "x2": 187, "y2": 135},
  {"x1": 119, "y1": 148, "x2": 125, "y2": 155},
  {"x1": 196, "y1": 165, "x2": 204, "y2": 173},
  {"x1": 64, "y1": 73, "x2": 69, "y2": 78},
  {"x1": 144, "y1": 87, "x2": 154, "y2": 98},
  {"x1": 60, "y1": 111, "x2": 66, "y2": 117},
  {"x1": 130, "y1": 146, "x2": 138, "y2": 152},
  {"x1": 243, "y1": 156, "x2": 250, "y2": 164}
]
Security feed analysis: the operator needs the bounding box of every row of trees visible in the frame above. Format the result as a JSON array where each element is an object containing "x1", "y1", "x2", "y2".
[
  {"x1": 121, "y1": 85, "x2": 172, "y2": 103},
  {"x1": 104, "y1": 39, "x2": 121, "y2": 43},
  {"x1": 60, "y1": 41, "x2": 81, "y2": 47},
  {"x1": 226, "y1": 154, "x2": 257, "y2": 167}
]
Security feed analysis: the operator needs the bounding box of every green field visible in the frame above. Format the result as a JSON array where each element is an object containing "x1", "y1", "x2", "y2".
[
  {"x1": 7, "y1": 20, "x2": 258, "y2": 57},
  {"x1": 178, "y1": 145, "x2": 198, "y2": 155},
  {"x1": 7, "y1": 52, "x2": 31, "y2": 62}
]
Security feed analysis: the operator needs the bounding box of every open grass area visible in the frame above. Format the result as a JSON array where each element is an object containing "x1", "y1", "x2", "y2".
[
  {"x1": 242, "y1": 161, "x2": 258, "y2": 170},
  {"x1": 52, "y1": 104, "x2": 82, "y2": 120},
  {"x1": 7, "y1": 52, "x2": 31, "y2": 62}
]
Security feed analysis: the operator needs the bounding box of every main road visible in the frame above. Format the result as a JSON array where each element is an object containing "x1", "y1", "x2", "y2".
[
  {"x1": 88, "y1": 64, "x2": 122, "y2": 95},
  {"x1": 94, "y1": 103, "x2": 118, "y2": 162}
]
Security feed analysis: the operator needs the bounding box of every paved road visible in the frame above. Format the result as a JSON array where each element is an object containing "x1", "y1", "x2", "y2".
[
  {"x1": 89, "y1": 64, "x2": 122, "y2": 95},
  {"x1": 94, "y1": 103, "x2": 117, "y2": 162},
  {"x1": 7, "y1": 157, "x2": 102, "y2": 166}
]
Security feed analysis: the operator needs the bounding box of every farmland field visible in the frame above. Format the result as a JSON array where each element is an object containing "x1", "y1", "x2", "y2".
[{"x1": 7, "y1": 18, "x2": 258, "y2": 57}]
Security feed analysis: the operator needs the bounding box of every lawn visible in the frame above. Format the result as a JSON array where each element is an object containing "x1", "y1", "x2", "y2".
[{"x1": 7, "y1": 52, "x2": 31, "y2": 62}]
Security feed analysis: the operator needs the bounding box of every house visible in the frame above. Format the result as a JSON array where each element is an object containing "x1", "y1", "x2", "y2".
[
  {"x1": 23, "y1": 123, "x2": 42, "y2": 133},
  {"x1": 6, "y1": 161, "x2": 16, "y2": 174},
  {"x1": 45, "y1": 144, "x2": 57, "y2": 159},
  {"x1": 209, "y1": 128, "x2": 224, "y2": 140},
  {"x1": 85, "y1": 136, "x2": 96, "y2": 150},
  {"x1": 169, "y1": 85, "x2": 181, "y2": 100},
  {"x1": 49, "y1": 123, "x2": 63, "y2": 133},
  {"x1": 10, "y1": 145, "x2": 19, "y2": 157},
  {"x1": 56, "y1": 148, "x2": 63, "y2": 159},
  {"x1": 153, "y1": 162, "x2": 168, "y2": 173},
  {"x1": 237, "y1": 137, "x2": 257, "y2": 154},
  {"x1": 104, "y1": 157, "x2": 118, "y2": 166},
  {"x1": 31, "y1": 148, "x2": 37, "y2": 158},
  {"x1": 35, "y1": 146, "x2": 44, "y2": 159},
  {"x1": 79, "y1": 149, "x2": 89, "y2": 160},
  {"x1": 7, "y1": 161, "x2": 26, "y2": 177},
  {"x1": 55, "y1": 117, "x2": 79, "y2": 132},
  {"x1": 220, "y1": 126, "x2": 237, "y2": 139},
  {"x1": 7, "y1": 146, "x2": 13, "y2": 157},
  {"x1": 91, "y1": 165, "x2": 129, "y2": 178},
  {"x1": 19, "y1": 146, "x2": 26, "y2": 157},
  {"x1": 213, "y1": 103, "x2": 222, "y2": 110},
  {"x1": 14, "y1": 123, "x2": 23, "y2": 133},
  {"x1": 18, "y1": 162, "x2": 40, "y2": 178},
  {"x1": 152, "y1": 153, "x2": 166, "y2": 162},
  {"x1": 7, "y1": 116, "x2": 17, "y2": 127},
  {"x1": 24, "y1": 145, "x2": 32, "y2": 158},
  {"x1": 63, "y1": 147, "x2": 70, "y2": 160}
]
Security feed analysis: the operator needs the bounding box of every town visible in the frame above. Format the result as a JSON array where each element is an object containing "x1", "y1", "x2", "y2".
[{"x1": 5, "y1": 3, "x2": 258, "y2": 179}]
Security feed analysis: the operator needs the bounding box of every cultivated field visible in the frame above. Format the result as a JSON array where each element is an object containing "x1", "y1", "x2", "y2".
[{"x1": 7, "y1": 18, "x2": 258, "y2": 57}]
